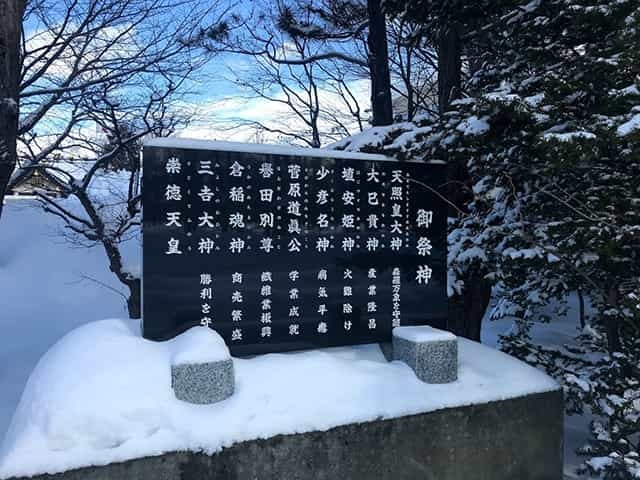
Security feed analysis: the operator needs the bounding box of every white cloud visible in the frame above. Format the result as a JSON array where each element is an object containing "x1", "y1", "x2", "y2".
[{"x1": 177, "y1": 78, "x2": 371, "y2": 146}]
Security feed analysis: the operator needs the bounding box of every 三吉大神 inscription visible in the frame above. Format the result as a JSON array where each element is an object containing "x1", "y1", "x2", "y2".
[{"x1": 142, "y1": 139, "x2": 446, "y2": 356}]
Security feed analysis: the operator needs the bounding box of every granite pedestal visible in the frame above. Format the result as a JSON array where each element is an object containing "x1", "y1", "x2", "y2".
[
  {"x1": 7, "y1": 390, "x2": 563, "y2": 480},
  {"x1": 392, "y1": 326, "x2": 458, "y2": 383},
  {"x1": 171, "y1": 359, "x2": 234, "y2": 404}
]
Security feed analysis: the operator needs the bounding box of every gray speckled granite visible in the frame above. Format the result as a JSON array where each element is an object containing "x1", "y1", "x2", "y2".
[
  {"x1": 392, "y1": 333, "x2": 457, "y2": 384},
  {"x1": 171, "y1": 359, "x2": 234, "y2": 404},
  {"x1": 10, "y1": 391, "x2": 564, "y2": 480}
]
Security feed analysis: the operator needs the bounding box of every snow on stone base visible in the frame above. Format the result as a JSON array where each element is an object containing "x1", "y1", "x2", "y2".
[
  {"x1": 392, "y1": 326, "x2": 456, "y2": 343},
  {"x1": 168, "y1": 326, "x2": 230, "y2": 366},
  {"x1": 0, "y1": 319, "x2": 558, "y2": 479}
]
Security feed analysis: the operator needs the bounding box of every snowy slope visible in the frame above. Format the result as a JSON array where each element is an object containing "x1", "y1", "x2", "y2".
[{"x1": 0, "y1": 199, "x2": 139, "y2": 438}]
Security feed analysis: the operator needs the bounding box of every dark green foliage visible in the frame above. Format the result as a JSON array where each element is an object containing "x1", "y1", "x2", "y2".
[
  {"x1": 446, "y1": 1, "x2": 640, "y2": 477},
  {"x1": 336, "y1": 0, "x2": 640, "y2": 476},
  {"x1": 277, "y1": 0, "x2": 368, "y2": 40}
]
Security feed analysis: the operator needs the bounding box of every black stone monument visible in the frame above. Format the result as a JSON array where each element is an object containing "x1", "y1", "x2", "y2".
[{"x1": 142, "y1": 139, "x2": 447, "y2": 356}]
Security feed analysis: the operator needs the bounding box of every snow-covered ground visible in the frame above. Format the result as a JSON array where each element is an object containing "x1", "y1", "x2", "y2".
[
  {"x1": 0, "y1": 318, "x2": 557, "y2": 478},
  {"x1": 0, "y1": 199, "x2": 590, "y2": 479}
]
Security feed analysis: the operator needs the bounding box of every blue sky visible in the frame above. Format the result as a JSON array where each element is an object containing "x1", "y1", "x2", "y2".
[{"x1": 19, "y1": 0, "x2": 371, "y2": 147}]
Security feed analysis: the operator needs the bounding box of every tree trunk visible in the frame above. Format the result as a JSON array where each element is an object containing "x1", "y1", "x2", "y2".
[
  {"x1": 605, "y1": 286, "x2": 621, "y2": 353},
  {"x1": 577, "y1": 288, "x2": 586, "y2": 329},
  {"x1": 437, "y1": 21, "x2": 461, "y2": 115},
  {"x1": 367, "y1": 0, "x2": 393, "y2": 126},
  {"x1": 0, "y1": 0, "x2": 23, "y2": 219},
  {"x1": 444, "y1": 93, "x2": 489, "y2": 340},
  {"x1": 127, "y1": 277, "x2": 141, "y2": 319},
  {"x1": 448, "y1": 269, "x2": 492, "y2": 341},
  {"x1": 311, "y1": 120, "x2": 321, "y2": 148}
]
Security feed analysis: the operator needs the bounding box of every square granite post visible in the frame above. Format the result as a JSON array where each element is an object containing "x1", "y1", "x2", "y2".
[
  {"x1": 171, "y1": 359, "x2": 235, "y2": 404},
  {"x1": 392, "y1": 326, "x2": 458, "y2": 383},
  {"x1": 169, "y1": 327, "x2": 235, "y2": 405}
]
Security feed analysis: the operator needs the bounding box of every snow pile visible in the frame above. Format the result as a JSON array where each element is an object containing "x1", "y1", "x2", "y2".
[
  {"x1": 393, "y1": 326, "x2": 456, "y2": 342},
  {"x1": 145, "y1": 138, "x2": 389, "y2": 162},
  {"x1": 455, "y1": 115, "x2": 490, "y2": 136},
  {"x1": 0, "y1": 199, "x2": 139, "y2": 437},
  {"x1": 542, "y1": 131, "x2": 597, "y2": 142},
  {"x1": 327, "y1": 123, "x2": 413, "y2": 153},
  {"x1": 0, "y1": 318, "x2": 558, "y2": 478},
  {"x1": 168, "y1": 327, "x2": 230, "y2": 365},
  {"x1": 617, "y1": 113, "x2": 640, "y2": 136}
]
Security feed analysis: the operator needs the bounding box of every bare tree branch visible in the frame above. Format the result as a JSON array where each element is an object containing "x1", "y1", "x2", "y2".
[{"x1": 8, "y1": 0, "x2": 221, "y2": 317}]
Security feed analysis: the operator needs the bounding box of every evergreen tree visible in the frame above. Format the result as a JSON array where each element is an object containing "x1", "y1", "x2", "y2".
[
  {"x1": 335, "y1": 0, "x2": 639, "y2": 476},
  {"x1": 380, "y1": 0, "x2": 515, "y2": 341},
  {"x1": 440, "y1": 1, "x2": 640, "y2": 476}
]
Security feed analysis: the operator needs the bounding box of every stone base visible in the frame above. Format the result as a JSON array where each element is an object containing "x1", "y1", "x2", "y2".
[
  {"x1": 171, "y1": 359, "x2": 234, "y2": 404},
  {"x1": 378, "y1": 341, "x2": 393, "y2": 362},
  {"x1": 392, "y1": 326, "x2": 458, "y2": 383},
  {"x1": 9, "y1": 390, "x2": 563, "y2": 480}
]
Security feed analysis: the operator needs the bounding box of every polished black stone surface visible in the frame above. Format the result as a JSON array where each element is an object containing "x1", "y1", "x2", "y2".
[{"x1": 142, "y1": 144, "x2": 447, "y2": 356}]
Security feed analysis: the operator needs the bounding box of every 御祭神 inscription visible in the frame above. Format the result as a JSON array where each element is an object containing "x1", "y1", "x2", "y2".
[{"x1": 142, "y1": 139, "x2": 447, "y2": 356}]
